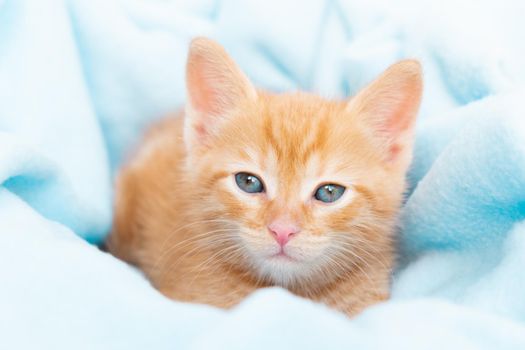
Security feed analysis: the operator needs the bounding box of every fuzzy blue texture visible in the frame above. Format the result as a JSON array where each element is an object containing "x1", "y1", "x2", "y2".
[{"x1": 2, "y1": 0, "x2": 525, "y2": 349}]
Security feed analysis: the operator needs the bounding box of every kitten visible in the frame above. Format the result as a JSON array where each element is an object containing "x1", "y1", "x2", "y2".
[{"x1": 107, "y1": 37, "x2": 422, "y2": 316}]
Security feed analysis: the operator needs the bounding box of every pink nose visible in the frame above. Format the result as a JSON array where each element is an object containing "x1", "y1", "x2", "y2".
[{"x1": 268, "y1": 221, "x2": 300, "y2": 247}]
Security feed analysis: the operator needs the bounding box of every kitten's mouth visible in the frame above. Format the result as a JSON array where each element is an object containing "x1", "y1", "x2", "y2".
[{"x1": 270, "y1": 250, "x2": 297, "y2": 262}]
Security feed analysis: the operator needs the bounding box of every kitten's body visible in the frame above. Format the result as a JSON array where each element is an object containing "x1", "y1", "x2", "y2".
[{"x1": 107, "y1": 38, "x2": 422, "y2": 316}]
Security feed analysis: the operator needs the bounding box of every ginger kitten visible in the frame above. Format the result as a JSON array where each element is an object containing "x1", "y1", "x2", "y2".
[{"x1": 107, "y1": 37, "x2": 422, "y2": 316}]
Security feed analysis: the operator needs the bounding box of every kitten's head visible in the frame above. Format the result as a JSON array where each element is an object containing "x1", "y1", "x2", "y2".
[{"x1": 183, "y1": 38, "x2": 422, "y2": 289}]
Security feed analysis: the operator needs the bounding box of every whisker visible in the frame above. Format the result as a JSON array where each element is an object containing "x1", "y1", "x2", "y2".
[
  {"x1": 155, "y1": 232, "x2": 238, "y2": 283},
  {"x1": 154, "y1": 218, "x2": 236, "y2": 260},
  {"x1": 152, "y1": 227, "x2": 239, "y2": 270}
]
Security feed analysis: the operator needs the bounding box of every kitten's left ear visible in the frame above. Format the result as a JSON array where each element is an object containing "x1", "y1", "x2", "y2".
[
  {"x1": 184, "y1": 37, "x2": 257, "y2": 150},
  {"x1": 347, "y1": 60, "x2": 423, "y2": 163}
]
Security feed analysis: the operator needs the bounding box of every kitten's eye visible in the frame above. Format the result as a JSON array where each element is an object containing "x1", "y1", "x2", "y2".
[
  {"x1": 314, "y1": 184, "x2": 345, "y2": 203},
  {"x1": 235, "y1": 172, "x2": 264, "y2": 193}
]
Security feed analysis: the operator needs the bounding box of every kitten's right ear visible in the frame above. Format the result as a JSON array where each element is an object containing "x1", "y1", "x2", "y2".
[{"x1": 184, "y1": 37, "x2": 257, "y2": 150}]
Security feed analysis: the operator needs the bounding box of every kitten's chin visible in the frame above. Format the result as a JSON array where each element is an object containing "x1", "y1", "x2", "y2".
[
  {"x1": 252, "y1": 248, "x2": 320, "y2": 288},
  {"x1": 240, "y1": 238, "x2": 329, "y2": 287},
  {"x1": 257, "y1": 260, "x2": 304, "y2": 287}
]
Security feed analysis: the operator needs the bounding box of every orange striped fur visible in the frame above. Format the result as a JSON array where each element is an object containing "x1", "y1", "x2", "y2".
[{"x1": 107, "y1": 38, "x2": 422, "y2": 316}]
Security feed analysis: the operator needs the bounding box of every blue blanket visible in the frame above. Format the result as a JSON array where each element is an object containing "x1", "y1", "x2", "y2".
[{"x1": 2, "y1": 0, "x2": 525, "y2": 348}]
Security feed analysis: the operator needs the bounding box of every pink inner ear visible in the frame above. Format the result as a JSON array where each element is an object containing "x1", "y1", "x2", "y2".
[
  {"x1": 188, "y1": 78, "x2": 219, "y2": 140},
  {"x1": 354, "y1": 61, "x2": 422, "y2": 161},
  {"x1": 384, "y1": 111, "x2": 415, "y2": 161},
  {"x1": 185, "y1": 38, "x2": 257, "y2": 148},
  {"x1": 388, "y1": 143, "x2": 402, "y2": 161},
  {"x1": 383, "y1": 98, "x2": 416, "y2": 159},
  {"x1": 187, "y1": 56, "x2": 225, "y2": 119},
  {"x1": 388, "y1": 97, "x2": 417, "y2": 132},
  {"x1": 193, "y1": 122, "x2": 208, "y2": 140}
]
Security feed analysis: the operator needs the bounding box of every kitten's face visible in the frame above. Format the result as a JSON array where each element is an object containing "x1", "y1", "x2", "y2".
[
  {"x1": 190, "y1": 95, "x2": 404, "y2": 286},
  {"x1": 184, "y1": 38, "x2": 422, "y2": 289}
]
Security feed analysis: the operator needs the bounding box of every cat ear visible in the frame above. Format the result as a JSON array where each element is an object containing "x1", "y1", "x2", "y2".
[
  {"x1": 184, "y1": 37, "x2": 257, "y2": 149},
  {"x1": 347, "y1": 60, "x2": 422, "y2": 163}
]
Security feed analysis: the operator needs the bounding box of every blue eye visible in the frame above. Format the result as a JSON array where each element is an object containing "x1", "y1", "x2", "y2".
[
  {"x1": 314, "y1": 184, "x2": 345, "y2": 203},
  {"x1": 235, "y1": 172, "x2": 264, "y2": 193}
]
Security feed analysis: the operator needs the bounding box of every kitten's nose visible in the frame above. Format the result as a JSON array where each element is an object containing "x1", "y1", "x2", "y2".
[{"x1": 268, "y1": 221, "x2": 299, "y2": 247}]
